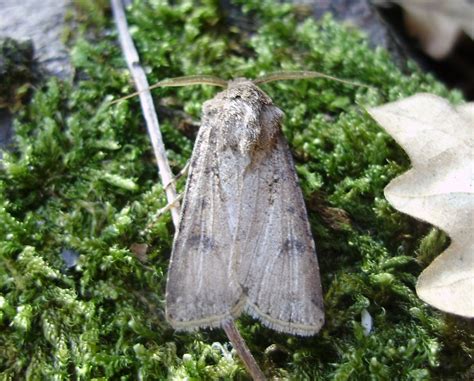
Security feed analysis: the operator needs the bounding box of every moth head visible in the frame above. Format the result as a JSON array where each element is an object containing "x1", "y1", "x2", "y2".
[
  {"x1": 225, "y1": 78, "x2": 273, "y2": 103},
  {"x1": 228, "y1": 77, "x2": 252, "y2": 87},
  {"x1": 202, "y1": 79, "x2": 277, "y2": 154}
]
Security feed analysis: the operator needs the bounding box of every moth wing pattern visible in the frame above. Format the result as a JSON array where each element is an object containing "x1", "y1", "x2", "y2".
[
  {"x1": 166, "y1": 80, "x2": 324, "y2": 336},
  {"x1": 237, "y1": 132, "x2": 324, "y2": 336},
  {"x1": 165, "y1": 120, "x2": 242, "y2": 330}
]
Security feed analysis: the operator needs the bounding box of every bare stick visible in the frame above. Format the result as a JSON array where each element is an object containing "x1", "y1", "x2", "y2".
[
  {"x1": 111, "y1": 0, "x2": 180, "y2": 226},
  {"x1": 148, "y1": 193, "x2": 184, "y2": 227},
  {"x1": 110, "y1": 1, "x2": 266, "y2": 379},
  {"x1": 223, "y1": 321, "x2": 266, "y2": 381},
  {"x1": 163, "y1": 161, "x2": 190, "y2": 191}
]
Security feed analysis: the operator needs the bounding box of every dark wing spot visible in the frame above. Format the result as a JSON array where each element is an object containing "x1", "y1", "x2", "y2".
[
  {"x1": 280, "y1": 239, "x2": 306, "y2": 256},
  {"x1": 187, "y1": 234, "x2": 215, "y2": 250},
  {"x1": 311, "y1": 297, "x2": 324, "y2": 309},
  {"x1": 239, "y1": 284, "x2": 249, "y2": 296}
]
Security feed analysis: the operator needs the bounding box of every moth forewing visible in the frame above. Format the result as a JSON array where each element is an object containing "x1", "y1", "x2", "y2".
[
  {"x1": 165, "y1": 79, "x2": 324, "y2": 335},
  {"x1": 238, "y1": 132, "x2": 324, "y2": 336}
]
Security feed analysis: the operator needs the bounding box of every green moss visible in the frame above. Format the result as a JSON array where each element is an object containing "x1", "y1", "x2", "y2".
[{"x1": 0, "y1": 1, "x2": 471, "y2": 379}]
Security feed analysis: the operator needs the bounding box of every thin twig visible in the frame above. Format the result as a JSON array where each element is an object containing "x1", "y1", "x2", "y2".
[
  {"x1": 147, "y1": 193, "x2": 184, "y2": 229},
  {"x1": 163, "y1": 161, "x2": 190, "y2": 191},
  {"x1": 111, "y1": 0, "x2": 180, "y2": 226},
  {"x1": 110, "y1": 1, "x2": 266, "y2": 379},
  {"x1": 223, "y1": 321, "x2": 266, "y2": 381}
]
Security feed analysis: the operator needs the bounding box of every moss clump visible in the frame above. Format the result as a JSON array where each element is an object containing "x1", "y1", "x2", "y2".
[{"x1": 0, "y1": 0, "x2": 472, "y2": 379}]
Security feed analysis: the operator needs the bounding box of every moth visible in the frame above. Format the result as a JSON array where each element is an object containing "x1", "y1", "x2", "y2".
[{"x1": 159, "y1": 71, "x2": 348, "y2": 336}]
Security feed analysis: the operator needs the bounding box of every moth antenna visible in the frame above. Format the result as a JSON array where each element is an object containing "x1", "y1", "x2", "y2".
[
  {"x1": 110, "y1": 75, "x2": 227, "y2": 105},
  {"x1": 156, "y1": 75, "x2": 228, "y2": 88},
  {"x1": 253, "y1": 70, "x2": 372, "y2": 89}
]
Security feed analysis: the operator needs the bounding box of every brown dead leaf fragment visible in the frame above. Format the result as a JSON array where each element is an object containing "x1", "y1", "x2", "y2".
[
  {"x1": 368, "y1": 93, "x2": 473, "y2": 317},
  {"x1": 375, "y1": 0, "x2": 474, "y2": 59},
  {"x1": 130, "y1": 243, "x2": 149, "y2": 263}
]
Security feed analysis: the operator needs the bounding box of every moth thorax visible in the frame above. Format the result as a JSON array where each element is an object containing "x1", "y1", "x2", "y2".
[
  {"x1": 233, "y1": 104, "x2": 283, "y2": 154},
  {"x1": 257, "y1": 105, "x2": 284, "y2": 147}
]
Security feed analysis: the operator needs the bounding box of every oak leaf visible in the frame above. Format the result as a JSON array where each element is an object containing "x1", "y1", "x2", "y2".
[{"x1": 368, "y1": 93, "x2": 473, "y2": 317}]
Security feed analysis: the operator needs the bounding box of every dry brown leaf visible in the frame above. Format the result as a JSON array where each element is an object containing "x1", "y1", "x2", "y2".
[{"x1": 368, "y1": 93, "x2": 473, "y2": 317}]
